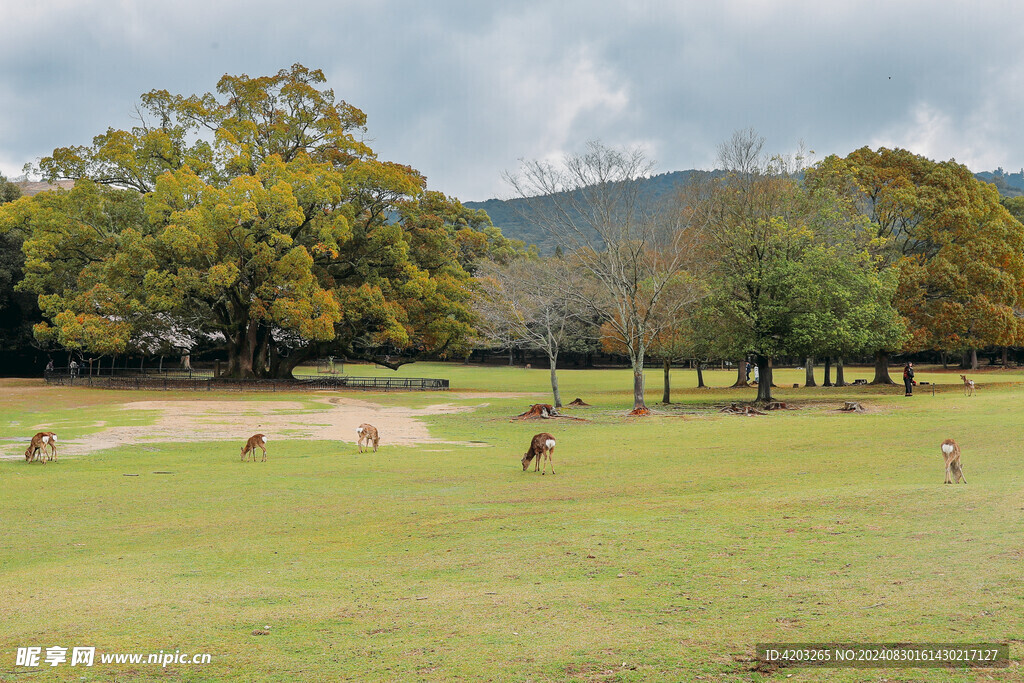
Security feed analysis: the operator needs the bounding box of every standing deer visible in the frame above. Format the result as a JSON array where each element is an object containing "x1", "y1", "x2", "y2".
[
  {"x1": 522, "y1": 432, "x2": 556, "y2": 475},
  {"x1": 959, "y1": 374, "x2": 975, "y2": 396},
  {"x1": 356, "y1": 424, "x2": 379, "y2": 453},
  {"x1": 940, "y1": 438, "x2": 966, "y2": 484},
  {"x1": 241, "y1": 434, "x2": 268, "y2": 462},
  {"x1": 25, "y1": 432, "x2": 57, "y2": 462}
]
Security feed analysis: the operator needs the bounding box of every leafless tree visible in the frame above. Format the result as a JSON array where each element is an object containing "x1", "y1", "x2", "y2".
[
  {"x1": 505, "y1": 141, "x2": 706, "y2": 414},
  {"x1": 474, "y1": 257, "x2": 587, "y2": 407}
]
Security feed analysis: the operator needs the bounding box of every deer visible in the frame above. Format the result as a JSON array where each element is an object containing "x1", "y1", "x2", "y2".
[
  {"x1": 240, "y1": 434, "x2": 268, "y2": 462},
  {"x1": 959, "y1": 374, "x2": 975, "y2": 397},
  {"x1": 24, "y1": 432, "x2": 57, "y2": 463},
  {"x1": 940, "y1": 438, "x2": 966, "y2": 484},
  {"x1": 522, "y1": 432, "x2": 556, "y2": 475},
  {"x1": 356, "y1": 424, "x2": 379, "y2": 453}
]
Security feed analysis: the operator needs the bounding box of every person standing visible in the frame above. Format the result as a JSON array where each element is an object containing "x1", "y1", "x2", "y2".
[{"x1": 903, "y1": 362, "x2": 915, "y2": 396}]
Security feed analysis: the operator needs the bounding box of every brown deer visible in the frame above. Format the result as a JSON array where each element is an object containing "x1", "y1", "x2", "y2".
[
  {"x1": 241, "y1": 434, "x2": 268, "y2": 462},
  {"x1": 356, "y1": 424, "x2": 379, "y2": 453},
  {"x1": 940, "y1": 438, "x2": 966, "y2": 484},
  {"x1": 522, "y1": 432, "x2": 556, "y2": 475},
  {"x1": 25, "y1": 432, "x2": 57, "y2": 462},
  {"x1": 959, "y1": 374, "x2": 975, "y2": 397}
]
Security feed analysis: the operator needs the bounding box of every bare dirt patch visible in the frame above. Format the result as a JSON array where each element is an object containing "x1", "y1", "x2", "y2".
[{"x1": 43, "y1": 396, "x2": 490, "y2": 456}]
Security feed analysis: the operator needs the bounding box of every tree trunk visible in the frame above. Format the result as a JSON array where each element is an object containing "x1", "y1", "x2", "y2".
[
  {"x1": 804, "y1": 357, "x2": 816, "y2": 387},
  {"x1": 970, "y1": 348, "x2": 979, "y2": 370},
  {"x1": 1003, "y1": 346, "x2": 1009, "y2": 367},
  {"x1": 941, "y1": 351, "x2": 947, "y2": 369},
  {"x1": 272, "y1": 345, "x2": 316, "y2": 379},
  {"x1": 224, "y1": 323, "x2": 264, "y2": 378},
  {"x1": 835, "y1": 357, "x2": 846, "y2": 386},
  {"x1": 630, "y1": 350, "x2": 648, "y2": 415},
  {"x1": 756, "y1": 355, "x2": 773, "y2": 402},
  {"x1": 549, "y1": 352, "x2": 562, "y2": 408},
  {"x1": 662, "y1": 359, "x2": 671, "y2": 404},
  {"x1": 508, "y1": 346, "x2": 514, "y2": 366},
  {"x1": 696, "y1": 362, "x2": 705, "y2": 388},
  {"x1": 823, "y1": 356, "x2": 833, "y2": 386},
  {"x1": 732, "y1": 359, "x2": 749, "y2": 387},
  {"x1": 870, "y1": 350, "x2": 896, "y2": 384}
]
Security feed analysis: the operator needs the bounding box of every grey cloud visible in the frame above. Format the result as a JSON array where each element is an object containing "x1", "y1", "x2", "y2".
[{"x1": 3, "y1": 1, "x2": 1023, "y2": 200}]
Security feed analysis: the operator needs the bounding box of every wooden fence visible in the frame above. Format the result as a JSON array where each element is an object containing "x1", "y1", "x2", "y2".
[{"x1": 43, "y1": 369, "x2": 449, "y2": 392}]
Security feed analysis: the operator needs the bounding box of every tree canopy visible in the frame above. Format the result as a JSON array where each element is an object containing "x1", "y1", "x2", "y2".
[
  {"x1": 811, "y1": 147, "x2": 1024, "y2": 359},
  {"x1": 698, "y1": 131, "x2": 906, "y2": 401},
  {"x1": 2, "y1": 65, "x2": 520, "y2": 376}
]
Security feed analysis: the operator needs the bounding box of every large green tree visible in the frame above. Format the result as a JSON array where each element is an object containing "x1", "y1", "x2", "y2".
[
  {"x1": 3, "y1": 65, "x2": 513, "y2": 377},
  {"x1": 701, "y1": 131, "x2": 906, "y2": 402}
]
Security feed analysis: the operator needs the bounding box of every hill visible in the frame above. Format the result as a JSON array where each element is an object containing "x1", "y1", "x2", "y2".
[
  {"x1": 468, "y1": 168, "x2": 1023, "y2": 251},
  {"x1": 974, "y1": 168, "x2": 1024, "y2": 198},
  {"x1": 465, "y1": 170, "x2": 718, "y2": 252}
]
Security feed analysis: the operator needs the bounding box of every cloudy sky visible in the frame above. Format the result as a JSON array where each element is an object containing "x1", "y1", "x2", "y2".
[{"x1": 2, "y1": 1, "x2": 1022, "y2": 201}]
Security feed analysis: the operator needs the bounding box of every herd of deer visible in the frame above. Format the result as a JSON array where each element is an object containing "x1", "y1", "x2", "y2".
[
  {"x1": 237, "y1": 423, "x2": 560, "y2": 473},
  {"x1": 26, "y1": 376, "x2": 982, "y2": 482},
  {"x1": 25, "y1": 423, "x2": 964, "y2": 482}
]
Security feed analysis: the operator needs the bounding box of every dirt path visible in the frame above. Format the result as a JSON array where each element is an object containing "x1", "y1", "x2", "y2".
[{"x1": 20, "y1": 395, "x2": 495, "y2": 457}]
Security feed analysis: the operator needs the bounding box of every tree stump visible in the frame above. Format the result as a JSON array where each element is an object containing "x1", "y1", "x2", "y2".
[
  {"x1": 719, "y1": 403, "x2": 766, "y2": 416},
  {"x1": 512, "y1": 404, "x2": 587, "y2": 421},
  {"x1": 514, "y1": 404, "x2": 556, "y2": 419},
  {"x1": 567, "y1": 398, "x2": 591, "y2": 407},
  {"x1": 764, "y1": 401, "x2": 796, "y2": 410},
  {"x1": 839, "y1": 401, "x2": 865, "y2": 413}
]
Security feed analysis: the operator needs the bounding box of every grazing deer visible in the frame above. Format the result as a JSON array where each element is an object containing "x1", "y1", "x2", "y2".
[
  {"x1": 940, "y1": 438, "x2": 966, "y2": 484},
  {"x1": 24, "y1": 432, "x2": 57, "y2": 463},
  {"x1": 356, "y1": 424, "x2": 379, "y2": 453},
  {"x1": 522, "y1": 432, "x2": 556, "y2": 475},
  {"x1": 241, "y1": 434, "x2": 268, "y2": 462},
  {"x1": 959, "y1": 374, "x2": 975, "y2": 397}
]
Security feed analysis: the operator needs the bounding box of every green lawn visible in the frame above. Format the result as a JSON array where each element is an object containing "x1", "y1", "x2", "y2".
[{"x1": 2, "y1": 364, "x2": 1023, "y2": 681}]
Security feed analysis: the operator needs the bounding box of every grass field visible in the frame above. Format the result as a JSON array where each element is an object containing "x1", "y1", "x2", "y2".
[{"x1": 2, "y1": 363, "x2": 1023, "y2": 681}]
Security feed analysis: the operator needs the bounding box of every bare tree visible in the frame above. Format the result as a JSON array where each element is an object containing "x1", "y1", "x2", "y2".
[
  {"x1": 505, "y1": 142, "x2": 706, "y2": 414},
  {"x1": 471, "y1": 280, "x2": 526, "y2": 367},
  {"x1": 474, "y1": 257, "x2": 587, "y2": 407}
]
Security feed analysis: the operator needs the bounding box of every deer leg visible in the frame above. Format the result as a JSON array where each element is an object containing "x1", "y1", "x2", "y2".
[
  {"x1": 945, "y1": 464, "x2": 953, "y2": 484},
  {"x1": 535, "y1": 452, "x2": 541, "y2": 472},
  {"x1": 547, "y1": 447, "x2": 555, "y2": 475},
  {"x1": 261, "y1": 445, "x2": 267, "y2": 462}
]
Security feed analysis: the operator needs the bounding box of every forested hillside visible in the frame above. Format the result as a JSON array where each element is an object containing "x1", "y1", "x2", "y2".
[
  {"x1": 465, "y1": 169, "x2": 719, "y2": 252},
  {"x1": 469, "y1": 167, "x2": 1024, "y2": 250}
]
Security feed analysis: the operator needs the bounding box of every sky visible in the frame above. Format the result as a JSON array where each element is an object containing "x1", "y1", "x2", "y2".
[{"x1": 2, "y1": 1, "x2": 1023, "y2": 202}]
